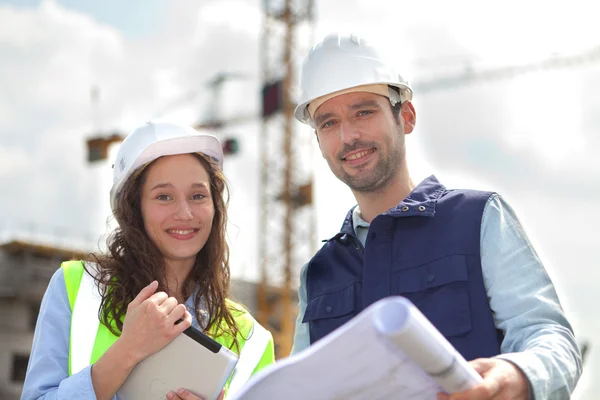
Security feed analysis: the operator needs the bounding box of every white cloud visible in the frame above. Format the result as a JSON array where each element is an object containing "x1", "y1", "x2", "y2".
[
  {"x1": 197, "y1": 0, "x2": 262, "y2": 38},
  {"x1": 504, "y1": 69, "x2": 592, "y2": 167},
  {"x1": 0, "y1": 2, "x2": 124, "y2": 238},
  {"x1": 0, "y1": 146, "x2": 29, "y2": 179}
]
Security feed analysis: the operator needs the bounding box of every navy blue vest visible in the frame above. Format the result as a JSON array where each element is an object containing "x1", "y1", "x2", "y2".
[{"x1": 303, "y1": 176, "x2": 503, "y2": 361}]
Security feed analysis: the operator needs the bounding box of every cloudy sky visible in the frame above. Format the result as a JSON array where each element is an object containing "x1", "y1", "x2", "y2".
[{"x1": 0, "y1": 0, "x2": 598, "y2": 396}]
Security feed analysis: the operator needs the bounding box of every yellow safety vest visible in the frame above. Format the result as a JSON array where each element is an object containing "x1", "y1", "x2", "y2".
[{"x1": 62, "y1": 260, "x2": 274, "y2": 397}]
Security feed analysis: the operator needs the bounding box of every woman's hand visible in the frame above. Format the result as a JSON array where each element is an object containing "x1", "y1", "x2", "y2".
[{"x1": 119, "y1": 280, "x2": 192, "y2": 363}]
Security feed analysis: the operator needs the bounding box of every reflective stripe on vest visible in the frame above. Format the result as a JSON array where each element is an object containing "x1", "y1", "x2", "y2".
[
  {"x1": 70, "y1": 263, "x2": 102, "y2": 375},
  {"x1": 226, "y1": 319, "x2": 271, "y2": 397}
]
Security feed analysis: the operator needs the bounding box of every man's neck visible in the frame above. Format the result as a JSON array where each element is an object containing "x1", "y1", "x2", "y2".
[{"x1": 353, "y1": 171, "x2": 415, "y2": 223}]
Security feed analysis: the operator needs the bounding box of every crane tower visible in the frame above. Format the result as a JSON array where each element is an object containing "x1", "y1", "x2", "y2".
[{"x1": 257, "y1": 0, "x2": 317, "y2": 358}]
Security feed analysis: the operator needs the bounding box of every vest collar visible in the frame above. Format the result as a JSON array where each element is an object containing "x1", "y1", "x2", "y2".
[
  {"x1": 385, "y1": 174, "x2": 445, "y2": 218},
  {"x1": 328, "y1": 175, "x2": 446, "y2": 241}
]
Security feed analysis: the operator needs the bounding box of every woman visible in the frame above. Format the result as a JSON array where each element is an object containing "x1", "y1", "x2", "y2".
[{"x1": 22, "y1": 121, "x2": 275, "y2": 400}]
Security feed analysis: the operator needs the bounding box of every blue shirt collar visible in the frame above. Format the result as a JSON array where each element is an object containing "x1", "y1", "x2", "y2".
[{"x1": 333, "y1": 175, "x2": 446, "y2": 239}]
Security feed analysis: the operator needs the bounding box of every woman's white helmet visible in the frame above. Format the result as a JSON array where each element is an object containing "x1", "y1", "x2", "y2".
[
  {"x1": 294, "y1": 33, "x2": 413, "y2": 126},
  {"x1": 109, "y1": 121, "x2": 223, "y2": 212}
]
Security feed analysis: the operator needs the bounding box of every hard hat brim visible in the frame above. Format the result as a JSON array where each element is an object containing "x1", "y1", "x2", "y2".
[
  {"x1": 295, "y1": 81, "x2": 413, "y2": 126},
  {"x1": 109, "y1": 135, "x2": 223, "y2": 212}
]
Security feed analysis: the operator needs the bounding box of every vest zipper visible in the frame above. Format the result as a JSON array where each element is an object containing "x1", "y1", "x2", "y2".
[{"x1": 349, "y1": 235, "x2": 364, "y2": 256}]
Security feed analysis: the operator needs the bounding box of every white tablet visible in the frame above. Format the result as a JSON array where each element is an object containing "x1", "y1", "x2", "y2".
[{"x1": 117, "y1": 326, "x2": 238, "y2": 400}]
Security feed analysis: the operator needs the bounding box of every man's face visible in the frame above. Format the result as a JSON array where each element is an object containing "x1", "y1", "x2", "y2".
[{"x1": 313, "y1": 91, "x2": 409, "y2": 193}]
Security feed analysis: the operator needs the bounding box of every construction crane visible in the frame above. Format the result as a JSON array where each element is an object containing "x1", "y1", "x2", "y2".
[
  {"x1": 257, "y1": 0, "x2": 316, "y2": 358},
  {"x1": 413, "y1": 44, "x2": 600, "y2": 93},
  {"x1": 198, "y1": 72, "x2": 255, "y2": 130}
]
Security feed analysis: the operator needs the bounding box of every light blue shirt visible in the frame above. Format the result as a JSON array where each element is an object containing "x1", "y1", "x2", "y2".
[
  {"x1": 291, "y1": 193, "x2": 582, "y2": 399},
  {"x1": 21, "y1": 268, "x2": 205, "y2": 400}
]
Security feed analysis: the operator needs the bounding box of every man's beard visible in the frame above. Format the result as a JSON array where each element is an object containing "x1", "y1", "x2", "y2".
[{"x1": 331, "y1": 135, "x2": 405, "y2": 193}]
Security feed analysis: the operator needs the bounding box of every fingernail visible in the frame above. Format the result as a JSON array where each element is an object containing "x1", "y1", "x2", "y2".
[
  {"x1": 166, "y1": 393, "x2": 173, "y2": 399},
  {"x1": 177, "y1": 388, "x2": 186, "y2": 395}
]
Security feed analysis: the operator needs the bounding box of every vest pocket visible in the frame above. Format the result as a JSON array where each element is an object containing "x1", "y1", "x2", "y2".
[
  {"x1": 302, "y1": 283, "x2": 356, "y2": 339},
  {"x1": 394, "y1": 255, "x2": 472, "y2": 338}
]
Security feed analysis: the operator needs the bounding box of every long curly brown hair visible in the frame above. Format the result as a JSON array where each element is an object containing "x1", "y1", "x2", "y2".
[{"x1": 87, "y1": 153, "x2": 240, "y2": 350}]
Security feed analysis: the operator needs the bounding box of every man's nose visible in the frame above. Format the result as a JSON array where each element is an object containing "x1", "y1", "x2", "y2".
[{"x1": 339, "y1": 120, "x2": 360, "y2": 144}]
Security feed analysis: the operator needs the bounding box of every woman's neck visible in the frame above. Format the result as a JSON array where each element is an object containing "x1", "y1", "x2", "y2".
[{"x1": 163, "y1": 258, "x2": 194, "y2": 303}]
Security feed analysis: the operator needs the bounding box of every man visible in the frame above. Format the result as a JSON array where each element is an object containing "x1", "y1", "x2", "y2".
[{"x1": 291, "y1": 33, "x2": 582, "y2": 400}]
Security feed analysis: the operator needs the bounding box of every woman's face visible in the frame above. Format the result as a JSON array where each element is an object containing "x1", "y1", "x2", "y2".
[{"x1": 140, "y1": 154, "x2": 215, "y2": 268}]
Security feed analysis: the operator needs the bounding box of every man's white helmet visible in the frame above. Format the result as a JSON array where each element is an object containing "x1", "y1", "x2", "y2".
[
  {"x1": 109, "y1": 121, "x2": 223, "y2": 212},
  {"x1": 294, "y1": 33, "x2": 413, "y2": 126}
]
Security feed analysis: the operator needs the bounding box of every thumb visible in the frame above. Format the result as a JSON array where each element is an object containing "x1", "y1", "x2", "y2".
[
  {"x1": 469, "y1": 358, "x2": 494, "y2": 376},
  {"x1": 129, "y1": 280, "x2": 158, "y2": 308}
]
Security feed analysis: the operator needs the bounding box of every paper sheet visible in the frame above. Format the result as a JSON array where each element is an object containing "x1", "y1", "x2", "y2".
[{"x1": 230, "y1": 296, "x2": 482, "y2": 400}]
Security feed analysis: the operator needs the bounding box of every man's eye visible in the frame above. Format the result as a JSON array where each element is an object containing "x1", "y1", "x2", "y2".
[
  {"x1": 321, "y1": 120, "x2": 335, "y2": 129},
  {"x1": 357, "y1": 110, "x2": 372, "y2": 116}
]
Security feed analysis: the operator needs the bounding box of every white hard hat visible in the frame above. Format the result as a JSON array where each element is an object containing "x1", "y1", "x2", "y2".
[
  {"x1": 109, "y1": 121, "x2": 223, "y2": 212},
  {"x1": 294, "y1": 33, "x2": 413, "y2": 126}
]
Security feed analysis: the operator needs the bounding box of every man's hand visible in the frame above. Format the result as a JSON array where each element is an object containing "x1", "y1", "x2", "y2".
[
  {"x1": 167, "y1": 388, "x2": 225, "y2": 400},
  {"x1": 437, "y1": 358, "x2": 530, "y2": 400}
]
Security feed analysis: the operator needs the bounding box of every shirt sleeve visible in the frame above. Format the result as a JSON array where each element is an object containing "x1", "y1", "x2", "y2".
[
  {"x1": 480, "y1": 194, "x2": 582, "y2": 399},
  {"x1": 290, "y1": 262, "x2": 310, "y2": 355},
  {"x1": 21, "y1": 267, "x2": 98, "y2": 399}
]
